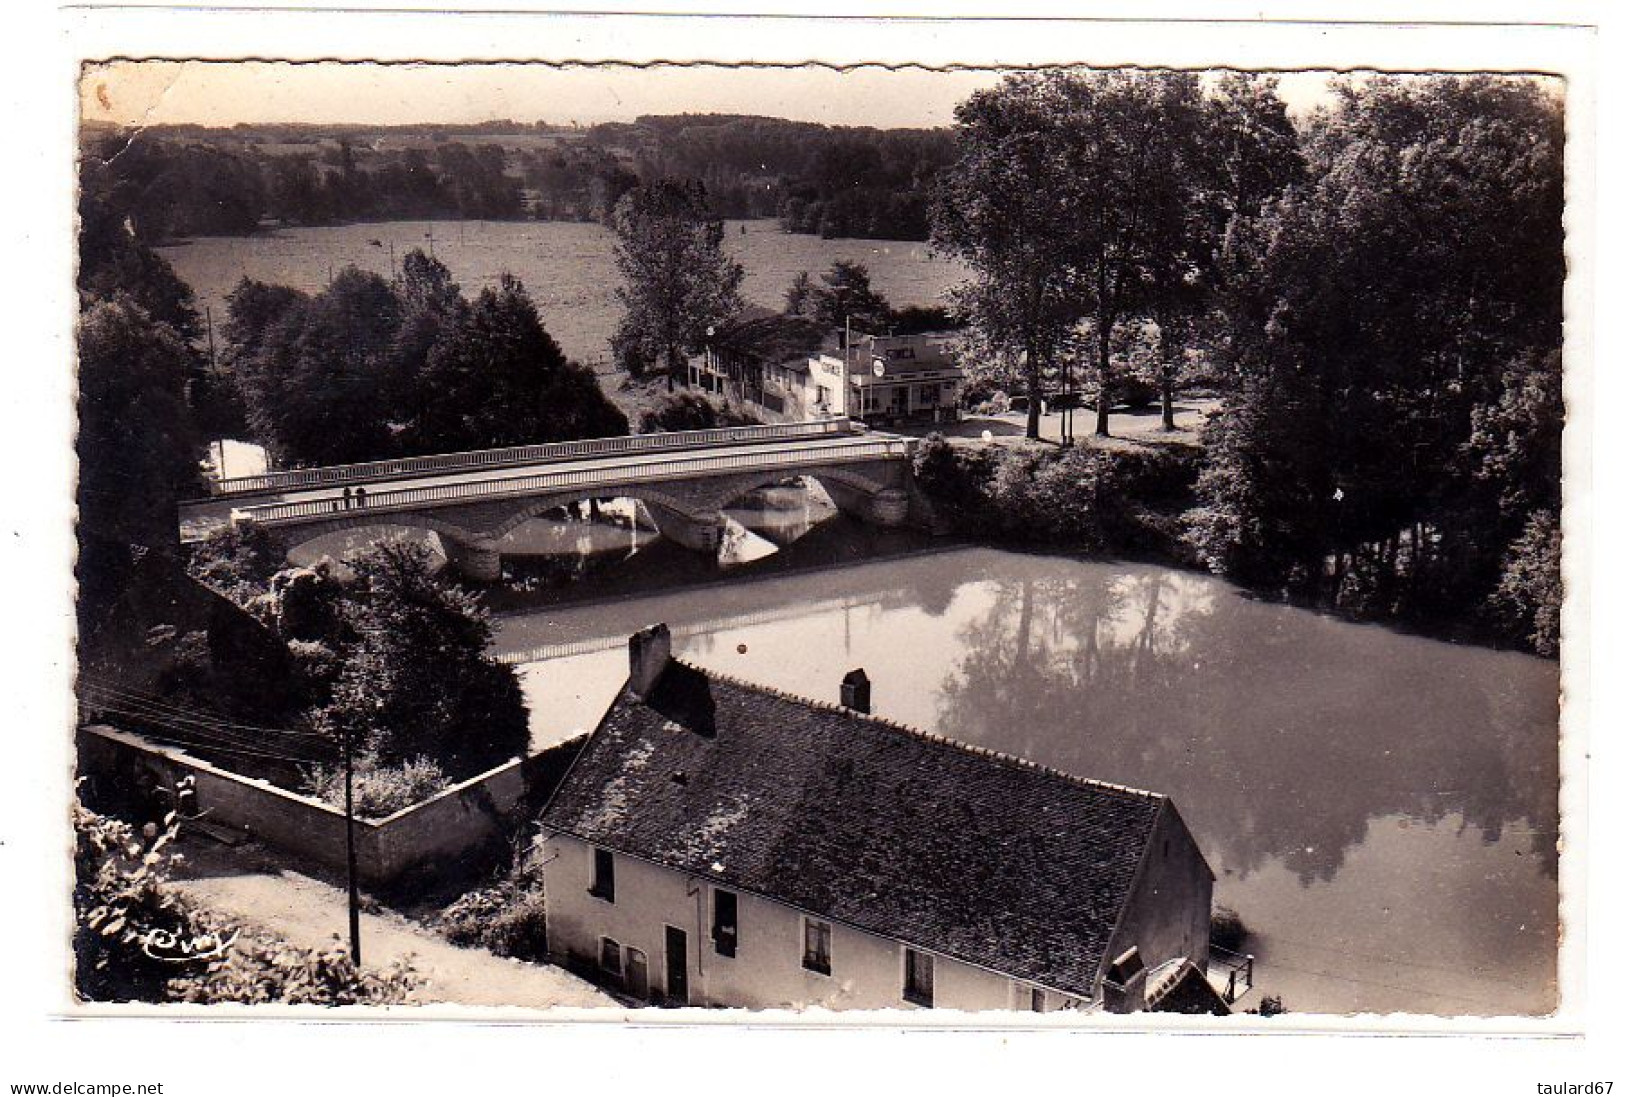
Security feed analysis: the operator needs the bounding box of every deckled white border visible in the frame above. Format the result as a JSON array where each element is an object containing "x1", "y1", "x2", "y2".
[{"x1": 8, "y1": 2, "x2": 1613, "y2": 1091}]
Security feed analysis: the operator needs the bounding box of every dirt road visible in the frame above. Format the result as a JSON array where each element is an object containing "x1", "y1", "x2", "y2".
[{"x1": 172, "y1": 837, "x2": 618, "y2": 1011}]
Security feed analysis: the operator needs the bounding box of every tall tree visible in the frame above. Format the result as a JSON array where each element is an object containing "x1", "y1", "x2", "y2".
[
  {"x1": 388, "y1": 249, "x2": 463, "y2": 431},
  {"x1": 610, "y1": 180, "x2": 744, "y2": 389},
  {"x1": 76, "y1": 297, "x2": 201, "y2": 549},
  {"x1": 410, "y1": 274, "x2": 627, "y2": 452},
  {"x1": 1194, "y1": 76, "x2": 1564, "y2": 643},
  {"x1": 933, "y1": 74, "x2": 1088, "y2": 440},
  {"x1": 234, "y1": 267, "x2": 402, "y2": 466}
]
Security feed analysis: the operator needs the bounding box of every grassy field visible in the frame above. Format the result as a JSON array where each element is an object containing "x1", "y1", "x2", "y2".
[{"x1": 160, "y1": 218, "x2": 967, "y2": 369}]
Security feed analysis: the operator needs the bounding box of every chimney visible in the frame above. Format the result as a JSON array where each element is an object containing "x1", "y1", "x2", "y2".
[
  {"x1": 628, "y1": 623, "x2": 672, "y2": 697},
  {"x1": 1102, "y1": 946, "x2": 1147, "y2": 1013},
  {"x1": 840, "y1": 668, "x2": 871, "y2": 714}
]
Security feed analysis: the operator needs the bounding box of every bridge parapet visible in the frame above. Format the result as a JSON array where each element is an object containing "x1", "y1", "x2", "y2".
[
  {"x1": 209, "y1": 418, "x2": 858, "y2": 497},
  {"x1": 231, "y1": 435, "x2": 914, "y2": 530}
]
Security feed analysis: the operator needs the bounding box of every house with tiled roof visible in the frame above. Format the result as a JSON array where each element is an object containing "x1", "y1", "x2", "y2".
[{"x1": 537, "y1": 624, "x2": 1225, "y2": 1013}]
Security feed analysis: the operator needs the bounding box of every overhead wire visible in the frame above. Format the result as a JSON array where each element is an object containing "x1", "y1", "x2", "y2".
[
  {"x1": 78, "y1": 676, "x2": 334, "y2": 740},
  {"x1": 77, "y1": 689, "x2": 332, "y2": 758},
  {"x1": 77, "y1": 680, "x2": 340, "y2": 766}
]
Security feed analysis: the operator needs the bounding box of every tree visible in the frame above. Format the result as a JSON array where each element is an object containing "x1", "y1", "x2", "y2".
[
  {"x1": 1193, "y1": 76, "x2": 1564, "y2": 634},
  {"x1": 234, "y1": 267, "x2": 402, "y2": 465},
  {"x1": 610, "y1": 180, "x2": 745, "y2": 389},
  {"x1": 389, "y1": 249, "x2": 463, "y2": 431},
  {"x1": 936, "y1": 70, "x2": 1212, "y2": 439},
  {"x1": 77, "y1": 186, "x2": 203, "y2": 344},
  {"x1": 783, "y1": 270, "x2": 816, "y2": 317},
  {"x1": 315, "y1": 541, "x2": 529, "y2": 779},
  {"x1": 807, "y1": 261, "x2": 892, "y2": 334},
  {"x1": 933, "y1": 74, "x2": 1088, "y2": 439},
  {"x1": 409, "y1": 274, "x2": 627, "y2": 453},
  {"x1": 76, "y1": 297, "x2": 201, "y2": 548}
]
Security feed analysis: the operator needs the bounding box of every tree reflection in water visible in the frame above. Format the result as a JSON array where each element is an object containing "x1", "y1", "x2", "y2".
[{"x1": 934, "y1": 560, "x2": 1558, "y2": 888}]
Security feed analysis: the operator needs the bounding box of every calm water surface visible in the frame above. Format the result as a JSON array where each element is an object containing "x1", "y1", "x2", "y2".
[{"x1": 491, "y1": 530, "x2": 1558, "y2": 1017}]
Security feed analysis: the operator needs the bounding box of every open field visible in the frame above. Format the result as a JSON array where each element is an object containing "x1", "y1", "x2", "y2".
[{"x1": 160, "y1": 218, "x2": 968, "y2": 368}]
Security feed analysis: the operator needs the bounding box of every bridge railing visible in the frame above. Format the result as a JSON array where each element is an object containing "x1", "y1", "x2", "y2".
[
  {"x1": 209, "y1": 418, "x2": 857, "y2": 497},
  {"x1": 231, "y1": 436, "x2": 913, "y2": 528}
]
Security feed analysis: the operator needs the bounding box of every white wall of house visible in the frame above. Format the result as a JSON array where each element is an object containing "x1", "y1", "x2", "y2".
[{"x1": 540, "y1": 830, "x2": 1079, "y2": 1011}]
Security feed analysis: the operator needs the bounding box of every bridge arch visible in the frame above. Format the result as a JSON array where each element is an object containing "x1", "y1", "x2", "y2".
[
  {"x1": 274, "y1": 513, "x2": 487, "y2": 558},
  {"x1": 486, "y1": 486, "x2": 702, "y2": 542},
  {"x1": 704, "y1": 467, "x2": 883, "y2": 507}
]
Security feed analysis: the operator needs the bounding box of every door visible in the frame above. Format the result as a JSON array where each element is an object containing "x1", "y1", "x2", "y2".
[
  {"x1": 664, "y1": 926, "x2": 689, "y2": 1006},
  {"x1": 624, "y1": 947, "x2": 649, "y2": 1000}
]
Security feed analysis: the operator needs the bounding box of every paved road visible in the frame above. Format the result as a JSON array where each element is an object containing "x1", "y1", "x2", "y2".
[
  {"x1": 180, "y1": 432, "x2": 903, "y2": 542},
  {"x1": 172, "y1": 835, "x2": 619, "y2": 1011}
]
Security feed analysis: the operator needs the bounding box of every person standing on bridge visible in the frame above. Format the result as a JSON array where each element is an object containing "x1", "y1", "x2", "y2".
[
  {"x1": 342, "y1": 486, "x2": 353, "y2": 510},
  {"x1": 355, "y1": 486, "x2": 368, "y2": 508}
]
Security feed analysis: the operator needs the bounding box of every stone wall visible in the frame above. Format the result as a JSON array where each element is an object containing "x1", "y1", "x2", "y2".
[{"x1": 78, "y1": 725, "x2": 584, "y2": 888}]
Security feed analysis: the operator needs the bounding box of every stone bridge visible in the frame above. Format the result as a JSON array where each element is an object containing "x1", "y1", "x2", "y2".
[{"x1": 208, "y1": 427, "x2": 926, "y2": 580}]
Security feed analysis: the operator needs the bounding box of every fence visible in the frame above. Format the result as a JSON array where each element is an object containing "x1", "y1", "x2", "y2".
[
  {"x1": 209, "y1": 418, "x2": 856, "y2": 497},
  {"x1": 78, "y1": 724, "x2": 584, "y2": 887},
  {"x1": 232, "y1": 435, "x2": 914, "y2": 528}
]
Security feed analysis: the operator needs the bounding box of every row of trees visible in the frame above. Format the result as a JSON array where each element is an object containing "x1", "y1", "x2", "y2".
[
  {"x1": 81, "y1": 132, "x2": 527, "y2": 242},
  {"x1": 930, "y1": 71, "x2": 1563, "y2": 652},
  {"x1": 934, "y1": 71, "x2": 1301, "y2": 441},
  {"x1": 1190, "y1": 77, "x2": 1563, "y2": 650},
  {"x1": 221, "y1": 252, "x2": 626, "y2": 467},
  {"x1": 590, "y1": 114, "x2": 957, "y2": 236},
  {"x1": 84, "y1": 114, "x2": 963, "y2": 245}
]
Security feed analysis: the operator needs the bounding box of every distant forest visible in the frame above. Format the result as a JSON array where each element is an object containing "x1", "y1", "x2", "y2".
[{"x1": 78, "y1": 114, "x2": 955, "y2": 243}]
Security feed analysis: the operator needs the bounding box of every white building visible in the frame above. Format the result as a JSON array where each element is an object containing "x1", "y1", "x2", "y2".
[
  {"x1": 537, "y1": 625, "x2": 1231, "y2": 1013},
  {"x1": 806, "y1": 331, "x2": 964, "y2": 427}
]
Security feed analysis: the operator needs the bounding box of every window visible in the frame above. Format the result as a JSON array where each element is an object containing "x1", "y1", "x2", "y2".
[
  {"x1": 917, "y1": 384, "x2": 938, "y2": 407},
  {"x1": 1030, "y1": 987, "x2": 1046, "y2": 1013},
  {"x1": 589, "y1": 847, "x2": 615, "y2": 902},
  {"x1": 712, "y1": 889, "x2": 738, "y2": 958},
  {"x1": 802, "y1": 919, "x2": 832, "y2": 975},
  {"x1": 904, "y1": 948, "x2": 934, "y2": 1007},
  {"x1": 599, "y1": 937, "x2": 623, "y2": 977}
]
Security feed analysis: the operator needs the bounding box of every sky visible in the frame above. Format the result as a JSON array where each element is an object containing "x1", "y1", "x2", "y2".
[{"x1": 79, "y1": 60, "x2": 1343, "y2": 130}]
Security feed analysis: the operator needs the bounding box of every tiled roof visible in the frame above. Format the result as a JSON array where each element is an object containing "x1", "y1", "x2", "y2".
[{"x1": 541, "y1": 658, "x2": 1167, "y2": 998}]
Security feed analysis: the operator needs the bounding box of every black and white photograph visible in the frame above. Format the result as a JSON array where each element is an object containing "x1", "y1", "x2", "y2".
[{"x1": 5, "y1": 2, "x2": 1613, "y2": 1091}]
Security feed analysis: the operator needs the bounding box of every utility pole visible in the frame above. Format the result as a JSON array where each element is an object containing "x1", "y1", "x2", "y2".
[
  {"x1": 343, "y1": 722, "x2": 362, "y2": 965},
  {"x1": 205, "y1": 306, "x2": 226, "y2": 480}
]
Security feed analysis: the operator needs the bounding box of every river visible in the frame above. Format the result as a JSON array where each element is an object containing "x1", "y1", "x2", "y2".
[{"x1": 479, "y1": 490, "x2": 1559, "y2": 1018}]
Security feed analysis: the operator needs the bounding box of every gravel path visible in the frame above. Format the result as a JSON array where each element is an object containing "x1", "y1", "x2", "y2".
[{"x1": 172, "y1": 837, "x2": 618, "y2": 1011}]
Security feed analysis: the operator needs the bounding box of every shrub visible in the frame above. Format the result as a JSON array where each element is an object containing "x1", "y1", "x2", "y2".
[
  {"x1": 637, "y1": 390, "x2": 754, "y2": 433},
  {"x1": 186, "y1": 524, "x2": 284, "y2": 607},
  {"x1": 974, "y1": 390, "x2": 1011, "y2": 415},
  {"x1": 437, "y1": 844, "x2": 549, "y2": 961},
  {"x1": 913, "y1": 435, "x2": 1146, "y2": 551},
  {"x1": 307, "y1": 753, "x2": 453, "y2": 820},
  {"x1": 1489, "y1": 508, "x2": 1561, "y2": 656},
  {"x1": 1209, "y1": 905, "x2": 1248, "y2": 953},
  {"x1": 74, "y1": 795, "x2": 418, "y2": 1004}
]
